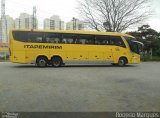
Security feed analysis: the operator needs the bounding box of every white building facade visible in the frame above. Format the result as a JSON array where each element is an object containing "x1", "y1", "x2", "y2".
[
  {"x1": 15, "y1": 13, "x2": 38, "y2": 29},
  {"x1": 66, "y1": 18, "x2": 84, "y2": 30},
  {"x1": 0, "y1": 15, "x2": 14, "y2": 43},
  {"x1": 44, "y1": 15, "x2": 64, "y2": 30}
]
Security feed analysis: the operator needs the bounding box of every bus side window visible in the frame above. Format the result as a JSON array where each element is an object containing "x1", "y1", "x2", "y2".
[
  {"x1": 78, "y1": 35, "x2": 94, "y2": 45},
  {"x1": 95, "y1": 35, "x2": 110, "y2": 45},
  {"x1": 62, "y1": 34, "x2": 77, "y2": 44},
  {"x1": 110, "y1": 36, "x2": 126, "y2": 48},
  {"x1": 13, "y1": 31, "x2": 29, "y2": 42},
  {"x1": 79, "y1": 39, "x2": 86, "y2": 44},
  {"x1": 67, "y1": 38, "x2": 74, "y2": 44},
  {"x1": 62, "y1": 38, "x2": 67, "y2": 44},
  {"x1": 49, "y1": 38, "x2": 60, "y2": 43},
  {"x1": 28, "y1": 32, "x2": 43, "y2": 43},
  {"x1": 45, "y1": 33, "x2": 61, "y2": 43}
]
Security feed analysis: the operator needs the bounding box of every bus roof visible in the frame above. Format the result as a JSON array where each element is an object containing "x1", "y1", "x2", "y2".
[{"x1": 11, "y1": 29, "x2": 135, "y2": 38}]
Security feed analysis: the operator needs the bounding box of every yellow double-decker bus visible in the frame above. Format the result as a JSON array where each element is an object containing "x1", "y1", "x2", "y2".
[{"x1": 9, "y1": 29, "x2": 143, "y2": 67}]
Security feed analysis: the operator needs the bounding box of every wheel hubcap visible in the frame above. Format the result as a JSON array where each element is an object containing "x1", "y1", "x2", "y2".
[
  {"x1": 119, "y1": 60, "x2": 124, "y2": 66},
  {"x1": 53, "y1": 61, "x2": 60, "y2": 66},
  {"x1": 39, "y1": 59, "x2": 46, "y2": 66}
]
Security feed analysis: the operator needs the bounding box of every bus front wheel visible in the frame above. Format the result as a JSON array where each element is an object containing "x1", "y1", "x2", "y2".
[
  {"x1": 36, "y1": 57, "x2": 48, "y2": 67},
  {"x1": 118, "y1": 57, "x2": 127, "y2": 67},
  {"x1": 51, "y1": 57, "x2": 62, "y2": 67}
]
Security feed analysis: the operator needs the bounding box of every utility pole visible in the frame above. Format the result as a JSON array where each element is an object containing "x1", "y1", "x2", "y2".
[
  {"x1": 1, "y1": 0, "x2": 8, "y2": 61},
  {"x1": 72, "y1": 17, "x2": 74, "y2": 30},
  {"x1": 32, "y1": 6, "x2": 37, "y2": 29},
  {"x1": 75, "y1": 18, "x2": 77, "y2": 30},
  {"x1": 59, "y1": 21, "x2": 61, "y2": 30},
  {"x1": 72, "y1": 17, "x2": 77, "y2": 30},
  {"x1": 18, "y1": 18, "x2": 21, "y2": 28},
  {"x1": 1, "y1": 0, "x2": 8, "y2": 43}
]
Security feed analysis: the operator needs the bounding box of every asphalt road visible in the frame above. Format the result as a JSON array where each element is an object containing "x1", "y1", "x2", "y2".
[{"x1": 0, "y1": 62, "x2": 160, "y2": 112}]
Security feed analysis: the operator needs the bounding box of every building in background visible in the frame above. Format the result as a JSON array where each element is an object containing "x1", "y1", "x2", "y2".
[
  {"x1": 0, "y1": 15, "x2": 14, "y2": 43},
  {"x1": 44, "y1": 15, "x2": 64, "y2": 30},
  {"x1": 43, "y1": 18, "x2": 50, "y2": 30},
  {"x1": 0, "y1": 14, "x2": 85, "y2": 43},
  {"x1": 15, "y1": 13, "x2": 38, "y2": 29},
  {"x1": 66, "y1": 18, "x2": 84, "y2": 30},
  {"x1": 6, "y1": 15, "x2": 14, "y2": 34}
]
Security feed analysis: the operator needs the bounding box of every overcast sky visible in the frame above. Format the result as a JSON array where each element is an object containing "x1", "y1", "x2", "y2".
[{"x1": 3, "y1": 0, "x2": 160, "y2": 31}]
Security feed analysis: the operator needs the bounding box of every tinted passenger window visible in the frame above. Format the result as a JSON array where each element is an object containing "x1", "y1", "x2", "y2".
[
  {"x1": 28, "y1": 32, "x2": 43, "y2": 43},
  {"x1": 110, "y1": 36, "x2": 126, "y2": 47},
  {"x1": 95, "y1": 35, "x2": 110, "y2": 45},
  {"x1": 45, "y1": 33, "x2": 61, "y2": 43},
  {"x1": 13, "y1": 31, "x2": 29, "y2": 42},
  {"x1": 62, "y1": 34, "x2": 77, "y2": 44},
  {"x1": 77, "y1": 35, "x2": 94, "y2": 44}
]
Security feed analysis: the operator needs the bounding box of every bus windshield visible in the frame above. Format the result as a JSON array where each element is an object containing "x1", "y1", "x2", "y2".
[{"x1": 124, "y1": 36, "x2": 143, "y2": 54}]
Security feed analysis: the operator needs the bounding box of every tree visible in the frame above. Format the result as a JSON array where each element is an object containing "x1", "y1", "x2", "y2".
[
  {"x1": 128, "y1": 25, "x2": 160, "y2": 56},
  {"x1": 78, "y1": 0, "x2": 151, "y2": 32}
]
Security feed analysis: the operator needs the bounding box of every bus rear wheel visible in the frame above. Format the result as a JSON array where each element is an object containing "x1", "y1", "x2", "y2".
[
  {"x1": 51, "y1": 57, "x2": 62, "y2": 67},
  {"x1": 36, "y1": 57, "x2": 48, "y2": 67},
  {"x1": 118, "y1": 57, "x2": 127, "y2": 67}
]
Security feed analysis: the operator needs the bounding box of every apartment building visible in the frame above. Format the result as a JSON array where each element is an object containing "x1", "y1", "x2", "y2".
[
  {"x1": 0, "y1": 15, "x2": 14, "y2": 43},
  {"x1": 15, "y1": 13, "x2": 38, "y2": 29},
  {"x1": 66, "y1": 18, "x2": 84, "y2": 30},
  {"x1": 44, "y1": 15, "x2": 64, "y2": 30}
]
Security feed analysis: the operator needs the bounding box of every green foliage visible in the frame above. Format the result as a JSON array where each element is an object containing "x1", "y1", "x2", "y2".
[
  {"x1": 141, "y1": 54, "x2": 160, "y2": 61},
  {"x1": 155, "y1": 48, "x2": 160, "y2": 56},
  {"x1": 127, "y1": 25, "x2": 160, "y2": 59}
]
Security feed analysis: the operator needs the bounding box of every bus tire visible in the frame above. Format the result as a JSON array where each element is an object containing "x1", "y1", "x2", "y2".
[
  {"x1": 36, "y1": 56, "x2": 48, "y2": 67},
  {"x1": 118, "y1": 57, "x2": 127, "y2": 67},
  {"x1": 51, "y1": 57, "x2": 62, "y2": 67}
]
